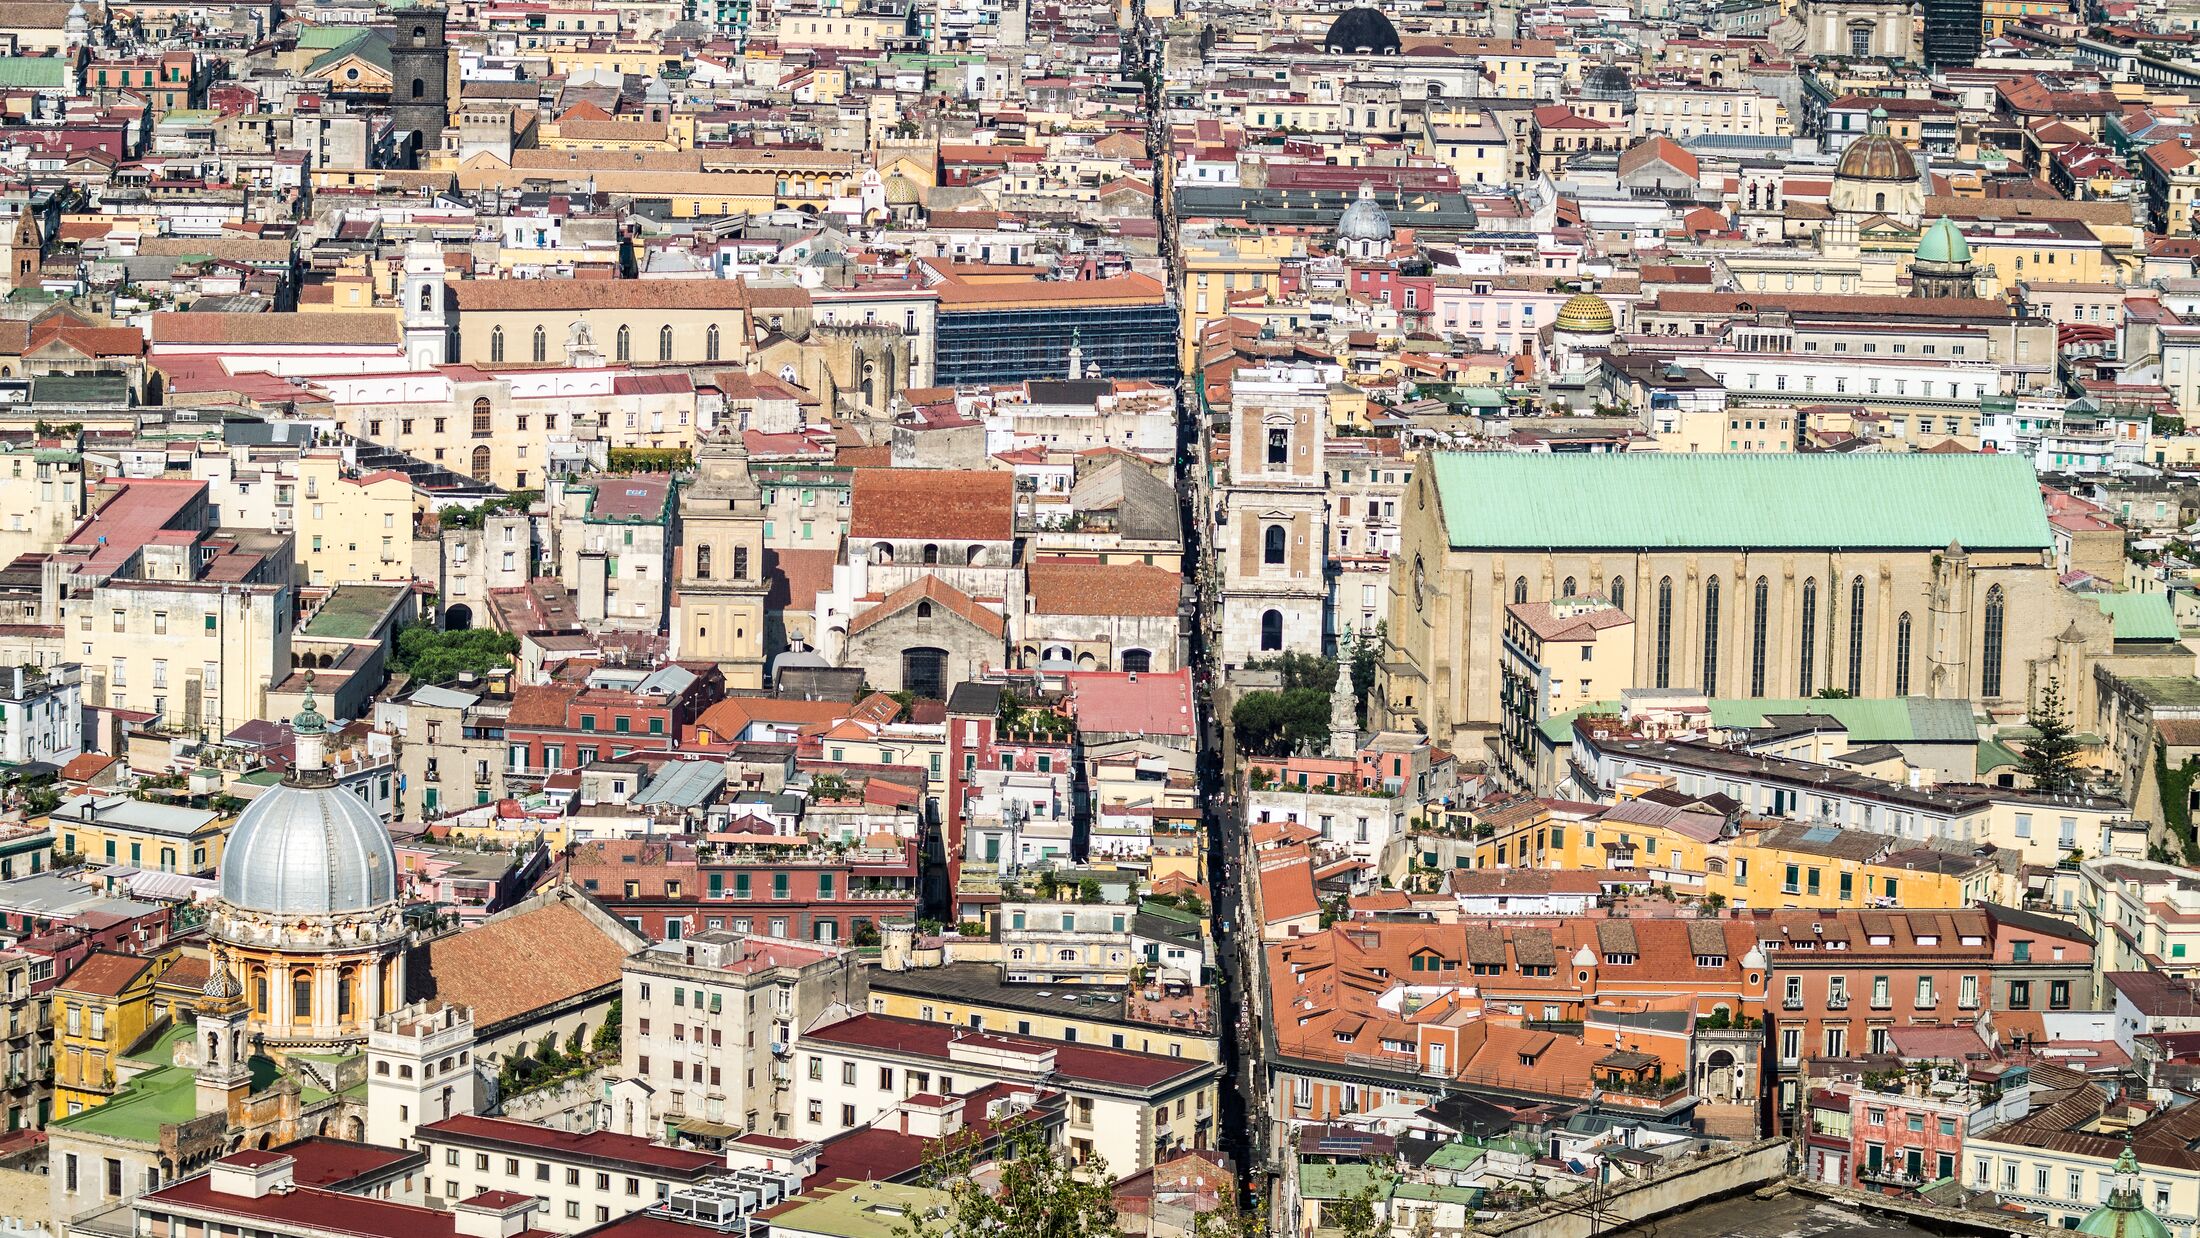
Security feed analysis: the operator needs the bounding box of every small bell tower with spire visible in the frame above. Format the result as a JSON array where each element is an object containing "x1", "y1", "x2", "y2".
[{"x1": 194, "y1": 945, "x2": 254, "y2": 1118}]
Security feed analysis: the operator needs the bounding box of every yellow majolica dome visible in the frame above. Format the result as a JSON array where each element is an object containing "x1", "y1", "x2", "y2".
[{"x1": 1554, "y1": 292, "x2": 1616, "y2": 334}]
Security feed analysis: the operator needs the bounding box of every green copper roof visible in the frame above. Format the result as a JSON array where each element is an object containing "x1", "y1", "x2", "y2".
[
  {"x1": 1916, "y1": 216, "x2": 1972, "y2": 265},
  {"x1": 0, "y1": 58, "x2": 67, "y2": 90},
  {"x1": 2093, "y1": 593, "x2": 2180, "y2": 643},
  {"x1": 1707, "y1": 697, "x2": 1978, "y2": 743},
  {"x1": 1427, "y1": 453, "x2": 2053, "y2": 551}
]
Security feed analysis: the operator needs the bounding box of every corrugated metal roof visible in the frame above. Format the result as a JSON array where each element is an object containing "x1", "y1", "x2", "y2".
[
  {"x1": 635, "y1": 760, "x2": 725, "y2": 808},
  {"x1": 1429, "y1": 452, "x2": 2053, "y2": 551}
]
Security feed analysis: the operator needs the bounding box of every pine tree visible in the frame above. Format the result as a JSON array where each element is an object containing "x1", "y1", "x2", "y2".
[{"x1": 2019, "y1": 678, "x2": 2084, "y2": 797}]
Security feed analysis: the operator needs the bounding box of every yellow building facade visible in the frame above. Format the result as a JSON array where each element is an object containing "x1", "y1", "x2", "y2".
[{"x1": 51, "y1": 953, "x2": 162, "y2": 1117}]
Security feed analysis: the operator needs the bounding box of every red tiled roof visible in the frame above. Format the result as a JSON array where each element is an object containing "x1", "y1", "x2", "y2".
[
  {"x1": 58, "y1": 950, "x2": 152, "y2": 997},
  {"x1": 847, "y1": 576, "x2": 1005, "y2": 639},
  {"x1": 419, "y1": 893, "x2": 633, "y2": 1028},
  {"x1": 140, "y1": 1171, "x2": 553, "y2": 1238},
  {"x1": 847, "y1": 468, "x2": 1013, "y2": 543},
  {"x1": 1064, "y1": 669, "x2": 1194, "y2": 736},
  {"x1": 1027, "y1": 560, "x2": 1181, "y2": 617},
  {"x1": 273, "y1": 1138, "x2": 424, "y2": 1189},
  {"x1": 802, "y1": 1014, "x2": 1212, "y2": 1090},
  {"x1": 418, "y1": 1116, "x2": 720, "y2": 1176}
]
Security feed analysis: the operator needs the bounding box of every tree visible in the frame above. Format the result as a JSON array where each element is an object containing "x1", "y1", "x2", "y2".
[
  {"x1": 2020, "y1": 678, "x2": 2084, "y2": 795},
  {"x1": 391, "y1": 624, "x2": 520, "y2": 685},
  {"x1": 536, "y1": 1031, "x2": 565, "y2": 1072},
  {"x1": 1231, "y1": 687, "x2": 1332, "y2": 757},
  {"x1": 1246, "y1": 651, "x2": 1335, "y2": 693},
  {"x1": 1077, "y1": 877, "x2": 1102, "y2": 904},
  {"x1": 592, "y1": 999, "x2": 622, "y2": 1053},
  {"x1": 1325, "y1": 1183, "x2": 1385, "y2": 1238},
  {"x1": 898, "y1": 1130, "x2": 1116, "y2": 1238}
]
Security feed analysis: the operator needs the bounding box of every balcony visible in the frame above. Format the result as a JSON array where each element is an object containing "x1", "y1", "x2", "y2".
[
  {"x1": 1783, "y1": 996, "x2": 1805, "y2": 1011},
  {"x1": 1827, "y1": 994, "x2": 1849, "y2": 1010}
]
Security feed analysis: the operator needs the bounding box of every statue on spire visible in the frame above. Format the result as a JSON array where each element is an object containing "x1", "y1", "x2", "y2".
[{"x1": 1329, "y1": 652, "x2": 1358, "y2": 758}]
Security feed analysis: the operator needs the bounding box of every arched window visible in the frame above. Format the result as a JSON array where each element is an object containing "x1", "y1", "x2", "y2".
[
  {"x1": 471, "y1": 397, "x2": 491, "y2": 437},
  {"x1": 1701, "y1": 577, "x2": 1721, "y2": 696},
  {"x1": 922, "y1": 543, "x2": 939, "y2": 565},
  {"x1": 967, "y1": 545, "x2": 984, "y2": 565},
  {"x1": 1750, "y1": 576, "x2": 1770, "y2": 697},
  {"x1": 489, "y1": 327, "x2": 504, "y2": 364},
  {"x1": 1562, "y1": 576, "x2": 1576, "y2": 598},
  {"x1": 411, "y1": 76, "x2": 426, "y2": 99},
  {"x1": 1260, "y1": 610, "x2": 1284, "y2": 651},
  {"x1": 615, "y1": 324, "x2": 631, "y2": 362},
  {"x1": 1847, "y1": 575, "x2": 1866, "y2": 696},
  {"x1": 292, "y1": 971, "x2": 313, "y2": 1021},
  {"x1": 706, "y1": 324, "x2": 721, "y2": 362},
  {"x1": 1982, "y1": 585, "x2": 2005, "y2": 698},
  {"x1": 1513, "y1": 577, "x2": 1527, "y2": 605},
  {"x1": 658, "y1": 325, "x2": 674, "y2": 361},
  {"x1": 916, "y1": 601, "x2": 933, "y2": 619},
  {"x1": 732, "y1": 546, "x2": 748, "y2": 579},
  {"x1": 418, "y1": 284, "x2": 434, "y2": 311},
  {"x1": 1655, "y1": 577, "x2": 1673, "y2": 688},
  {"x1": 1874, "y1": 191, "x2": 1887, "y2": 212},
  {"x1": 531, "y1": 325, "x2": 547, "y2": 363},
  {"x1": 471, "y1": 445, "x2": 490, "y2": 479},
  {"x1": 695, "y1": 544, "x2": 712, "y2": 579},
  {"x1": 1121, "y1": 649, "x2": 1151, "y2": 673},
  {"x1": 1611, "y1": 577, "x2": 1625, "y2": 612},
  {"x1": 1798, "y1": 578, "x2": 1818, "y2": 696},
  {"x1": 1895, "y1": 612, "x2": 1913, "y2": 696},
  {"x1": 1266, "y1": 428, "x2": 1288, "y2": 465},
  {"x1": 1263, "y1": 525, "x2": 1286, "y2": 565}
]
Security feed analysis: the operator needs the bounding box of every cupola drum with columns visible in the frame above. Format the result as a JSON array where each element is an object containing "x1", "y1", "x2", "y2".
[{"x1": 206, "y1": 677, "x2": 406, "y2": 1051}]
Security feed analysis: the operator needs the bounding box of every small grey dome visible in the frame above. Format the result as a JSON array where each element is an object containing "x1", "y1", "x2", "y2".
[
  {"x1": 1324, "y1": 5, "x2": 1400, "y2": 54},
  {"x1": 1337, "y1": 184, "x2": 1393, "y2": 244},
  {"x1": 1582, "y1": 62, "x2": 1635, "y2": 105},
  {"x1": 219, "y1": 780, "x2": 396, "y2": 916}
]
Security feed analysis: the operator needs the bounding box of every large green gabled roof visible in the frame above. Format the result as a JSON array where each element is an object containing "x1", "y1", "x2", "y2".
[
  {"x1": 2092, "y1": 592, "x2": 2181, "y2": 643},
  {"x1": 1707, "y1": 696, "x2": 1978, "y2": 743},
  {"x1": 1427, "y1": 452, "x2": 2053, "y2": 551}
]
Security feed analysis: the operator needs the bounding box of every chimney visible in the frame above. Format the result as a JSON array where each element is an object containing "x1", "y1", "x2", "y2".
[
  {"x1": 210, "y1": 1153, "x2": 295, "y2": 1199},
  {"x1": 453, "y1": 1194, "x2": 540, "y2": 1238}
]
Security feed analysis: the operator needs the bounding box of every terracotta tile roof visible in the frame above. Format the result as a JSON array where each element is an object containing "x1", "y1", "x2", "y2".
[
  {"x1": 418, "y1": 894, "x2": 633, "y2": 1029},
  {"x1": 802, "y1": 1013, "x2": 1212, "y2": 1090},
  {"x1": 506, "y1": 684, "x2": 581, "y2": 728},
  {"x1": 149, "y1": 312, "x2": 399, "y2": 347},
  {"x1": 847, "y1": 576, "x2": 1005, "y2": 639},
  {"x1": 1026, "y1": 559, "x2": 1180, "y2": 617},
  {"x1": 693, "y1": 694, "x2": 851, "y2": 741},
  {"x1": 452, "y1": 280, "x2": 783, "y2": 312},
  {"x1": 847, "y1": 467, "x2": 1013, "y2": 543},
  {"x1": 57, "y1": 950, "x2": 152, "y2": 997}
]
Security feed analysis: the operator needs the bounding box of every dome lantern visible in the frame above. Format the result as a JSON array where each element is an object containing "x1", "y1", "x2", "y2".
[{"x1": 2078, "y1": 1139, "x2": 2171, "y2": 1238}]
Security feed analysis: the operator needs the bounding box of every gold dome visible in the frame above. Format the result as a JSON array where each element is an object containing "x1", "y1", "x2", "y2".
[{"x1": 1554, "y1": 292, "x2": 1615, "y2": 334}]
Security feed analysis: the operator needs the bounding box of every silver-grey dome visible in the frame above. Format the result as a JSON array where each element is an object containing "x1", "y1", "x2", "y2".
[
  {"x1": 1337, "y1": 186, "x2": 1392, "y2": 243},
  {"x1": 219, "y1": 781, "x2": 396, "y2": 916}
]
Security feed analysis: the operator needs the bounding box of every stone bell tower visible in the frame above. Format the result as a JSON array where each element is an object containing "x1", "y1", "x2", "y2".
[{"x1": 195, "y1": 947, "x2": 254, "y2": 1118}]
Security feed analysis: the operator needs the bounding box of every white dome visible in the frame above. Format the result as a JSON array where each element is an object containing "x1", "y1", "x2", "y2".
[
  {"x1": 1337, "y1": 184, "x2": 1393, "y2": 244},
  {"x1": 219, "y1": 779, "x2": 395, "y2": 916}
]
